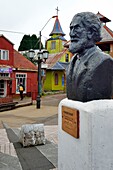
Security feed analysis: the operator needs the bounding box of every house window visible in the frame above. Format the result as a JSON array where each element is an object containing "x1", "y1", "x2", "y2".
[
  {"x1": 0, "y1": 80, "x2": 6, "y2": 97},
  {"x1": 51, "y1": 41, "x2": 56, "y2": 50},
  {"x1": 0, "y1": 73, "x2": 9, "y2": 77},
  {"x1": 55, "y1": 73, "x2": 58, "y2": 85},
  {"x1": 62, "y1": 75, "x2": 64, "y2": 86},
  {"x1": 16, "y1": 73, "x2": 27, "y2": 93},
  {"x1": 65, "y1": 53, "x2": 69, "y2": 62},
  {"x1": 0, "y1": 49, "x2": 9, "y2": 60}
]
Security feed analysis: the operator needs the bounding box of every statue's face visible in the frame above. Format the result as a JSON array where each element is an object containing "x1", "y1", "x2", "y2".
[{"x1": 69, "y1": 15, "x2": 89, "y2": 54}]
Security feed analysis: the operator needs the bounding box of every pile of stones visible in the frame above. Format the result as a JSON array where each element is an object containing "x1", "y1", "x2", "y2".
[{"x1": 19, "y1": 124, "x2": 46, "y2": 147}]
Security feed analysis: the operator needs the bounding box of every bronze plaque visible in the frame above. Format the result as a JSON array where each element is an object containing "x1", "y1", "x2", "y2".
[{"x1": 62, "y1": 106, "x2": 79, "y2": 138}]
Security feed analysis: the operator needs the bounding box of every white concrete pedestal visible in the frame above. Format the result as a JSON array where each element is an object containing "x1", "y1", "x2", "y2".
[{"x1": 58, "y1": 98, "x2": 113, "y2": 170}]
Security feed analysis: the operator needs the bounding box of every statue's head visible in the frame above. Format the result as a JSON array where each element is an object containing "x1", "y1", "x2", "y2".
[{"x1": 69, "y1": 12, "x2": 102, "y2": 54}]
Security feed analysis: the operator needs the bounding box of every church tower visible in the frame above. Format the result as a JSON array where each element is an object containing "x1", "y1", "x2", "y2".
[{"x1": 46, "y1": 10, "x2": 67, "y2": 54}]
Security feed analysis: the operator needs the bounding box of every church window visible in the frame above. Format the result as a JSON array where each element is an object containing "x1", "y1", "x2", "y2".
[
  {"x1": 51, "y1": 41, "x2": 56, "y2": 50},
  {"x1": 65, "y1": 53, "x2": 69, "y2": 62},
  {"x1": 62, "y1": 75, "x2": 64, "y2": 86},
  {"x1": 55, "y1": 73, "x2": 58, "y2": 85}
]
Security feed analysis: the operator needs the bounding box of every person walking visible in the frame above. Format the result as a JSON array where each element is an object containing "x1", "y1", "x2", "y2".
[{"x1": 19, "y1": 82, "x2": 24, "y2": 100}]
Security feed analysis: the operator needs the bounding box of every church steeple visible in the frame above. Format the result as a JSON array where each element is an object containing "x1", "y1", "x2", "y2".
[
  {"x1": 46, "y1": 7, "x2": 67, "y2": 54},
  {"x1": 49, "y1": 16, "x2": 65, "y2": 36}
]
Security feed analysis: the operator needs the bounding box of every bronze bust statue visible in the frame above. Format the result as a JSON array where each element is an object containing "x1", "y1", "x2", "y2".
[{"x1": 66, "y1": 12, "x2": 113, "y2": 102}]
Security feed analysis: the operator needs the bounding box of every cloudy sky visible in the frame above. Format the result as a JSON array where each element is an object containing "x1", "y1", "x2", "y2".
[{"x1": 0, "y1": 0, "x2": 113, "y2": 50}]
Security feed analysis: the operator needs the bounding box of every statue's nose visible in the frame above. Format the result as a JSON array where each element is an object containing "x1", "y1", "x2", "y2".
[{"x1": 70, "y1": 27, "x2": 76, "y2": 37}]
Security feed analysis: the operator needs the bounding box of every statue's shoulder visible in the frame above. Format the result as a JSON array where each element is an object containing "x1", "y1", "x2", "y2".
[
  {"x1": 93, "y1": 49, "x2": 113, "y2": 63},
  {"x1": 86, "y1": 48, "x2": 113, "y2": 70},
  {"x1": 94, "y1": 51, "x2": 113, "y2": 72},
  {"x1": 100, "y1": 51, "x2": 113, "y2": 63}
]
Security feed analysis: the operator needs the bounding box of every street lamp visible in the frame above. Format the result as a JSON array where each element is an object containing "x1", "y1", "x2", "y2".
[
  {"x1": 29, "y1": 49, "x2": 49, "y2": 109},
  {"x1": 29, "y1": 15, "x2": 57, "y2": 109}
]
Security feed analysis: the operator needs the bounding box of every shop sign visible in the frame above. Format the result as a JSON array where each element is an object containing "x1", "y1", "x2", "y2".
[{"x1": 0, "y1": 68, "x2": 12, "y2": 73}]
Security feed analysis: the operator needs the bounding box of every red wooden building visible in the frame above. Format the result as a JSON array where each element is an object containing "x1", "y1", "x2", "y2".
[{"x1": 0, "y1": 35, "x2": 38, "y2": 104}]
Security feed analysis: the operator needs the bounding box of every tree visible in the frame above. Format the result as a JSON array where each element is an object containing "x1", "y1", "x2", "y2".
[
  {"x1": 18, "y1": 35, "x2": 31, "y2": 51},
  {"x1": 31, "y1": 34, "x2": 39, "y2": 49},
  {"x1": 18, "y1": 34, "x2": 43, "y2": 51}
]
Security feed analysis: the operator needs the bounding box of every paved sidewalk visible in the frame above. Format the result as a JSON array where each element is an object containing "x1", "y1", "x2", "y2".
[
  {"x1": 0, "y1": 93, "x2": 66, "y2": 169},
  {"x1": 0, "y1": 129, "x2": 22, "y2": 170},
  {"x1": 0, "y1": 125, "x2": 58, "y2": 170}
]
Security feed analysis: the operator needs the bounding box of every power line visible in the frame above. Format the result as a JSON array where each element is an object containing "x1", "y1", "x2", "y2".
[
  {"x1": 0, "y1": 29, "x2": 47, "y2": 38},
  {"x1": 0, "y1": 29, "x2": 48, "y2": 48},
  {"x1": 0, "y1": 29, "x2": 26, "y2": 34}
]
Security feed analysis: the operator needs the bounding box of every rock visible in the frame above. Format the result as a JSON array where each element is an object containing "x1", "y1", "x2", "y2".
[{"x1": 19, "y1": 124, "x2": 46, "y2": 147}]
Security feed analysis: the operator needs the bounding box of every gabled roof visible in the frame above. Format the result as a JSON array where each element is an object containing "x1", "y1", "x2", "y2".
[
  {"x1": 14, "y1": 50, "x2": 37, "y2": 71},
  {"x1": 100, "y1": 25, "x2": 113, "y2": 43},
  {"x1": 0, "y1": 34, "x2": 14, "y2": 45},
  {"x1": 49, "y1": 16, "x2": 65, "y2": 36},
  {"x1": 46, "y1": 49, "x2": 69, "y2": 70},
  {"x1": 46, "y1": 49, "x2": 67, "y2": 69},
  {"x1": 50, "y1": 62, "x2": 65, "y2": 70},
  {"x1": 97, "y1": 12, "x2": 111, "y2": 23},
  {"x1": 47, "y1": 35, "x2": 67, "y2": 41},
  {"x1": 59, "y1": 62, "x2": 69, "y2": 70}
]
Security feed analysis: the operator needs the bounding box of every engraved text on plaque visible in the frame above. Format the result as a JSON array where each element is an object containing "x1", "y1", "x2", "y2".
[{"x1": 62, "y1": 106, "x2": 79, "y2": 138}]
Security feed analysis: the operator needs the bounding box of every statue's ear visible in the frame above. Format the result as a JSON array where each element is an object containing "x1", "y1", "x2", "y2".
[{"x1": 87, "y1": 27, "x2": 96, "y2": 40}]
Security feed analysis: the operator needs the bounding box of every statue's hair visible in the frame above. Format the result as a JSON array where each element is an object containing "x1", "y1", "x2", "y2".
[{"x1": 73, "y1": 12, "x2": 102, "y2": 43}]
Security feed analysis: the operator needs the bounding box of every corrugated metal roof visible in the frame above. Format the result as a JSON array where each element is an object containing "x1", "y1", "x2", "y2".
[
  {"x1": 58, "y1": 62, "x2": 69, "y2": 70},
  {"x1": 50, "y1": 62, "x2": 65, "y2": 70},
  {"x1": 46, "y1": 49, "x2": 68, "y2": 69},
  {"x1": 46, "y1": 49, "x2": 70, "y2": 71},
  {"x1": 14, "y1": 50, "x2": 37, "y2": 71},
  {"x1": 100, "y1": 25, "x2": 113, "y2": 42}
]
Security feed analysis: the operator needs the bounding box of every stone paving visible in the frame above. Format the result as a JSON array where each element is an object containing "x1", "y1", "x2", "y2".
[
  {"x1": 0, "y1": 126, "x2": 58, "y2": 170},
  {"x1": 45, "y1": 125, "x2": 58, "y2": 145},
  {"x1": 0, "y1": 129, "x2": 17, "y2": 157},
  {"x1": 0, "y1": 93, "x2": 66, "y2": 169},
  {"x1": 0, "y1": 130, "x2": 22, "y2": 170}
]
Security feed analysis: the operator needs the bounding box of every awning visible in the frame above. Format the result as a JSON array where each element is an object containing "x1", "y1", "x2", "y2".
[{"x1": 0, "y1": 77, "x2": 13, "y2": 80}]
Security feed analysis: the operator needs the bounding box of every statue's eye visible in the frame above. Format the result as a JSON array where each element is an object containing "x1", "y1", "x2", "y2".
[{"x1": 70, "y1": 25, "x2": 80, "y2": 31}]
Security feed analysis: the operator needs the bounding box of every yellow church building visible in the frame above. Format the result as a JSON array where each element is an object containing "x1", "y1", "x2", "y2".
[{"x1": 43, "y1": 15, "x2": 72, "y2": 92}]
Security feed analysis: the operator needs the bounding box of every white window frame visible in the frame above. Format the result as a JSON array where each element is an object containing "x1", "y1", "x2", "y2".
[
  {"x1": 0, "y1": 49, "x2": 9, "y2": 60},
  {"x1": 16, "y1": 73, "x2": 27, "y2": 94},
  {"x1": 51, "y1": 41, "x2": 56, "y2": 50}
]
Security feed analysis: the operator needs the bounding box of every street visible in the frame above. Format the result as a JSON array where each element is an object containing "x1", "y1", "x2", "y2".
[{"x1": 0, "y1": 93, "x2": 66, "y2": 129}]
